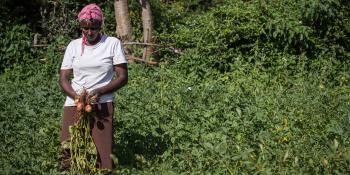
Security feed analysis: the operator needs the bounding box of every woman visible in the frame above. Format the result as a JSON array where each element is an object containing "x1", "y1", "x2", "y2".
[{"x1": 59, "y1": 3, "x2": 128, "y2": 170}]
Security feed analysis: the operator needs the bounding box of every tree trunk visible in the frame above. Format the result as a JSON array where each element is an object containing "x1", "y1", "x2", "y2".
[
  {"x1": 114, "y1": 0, "x2": 132, "y2": 42},
  {"x1": 140, "y1": 0, "x2": 153, "y2": 61}
]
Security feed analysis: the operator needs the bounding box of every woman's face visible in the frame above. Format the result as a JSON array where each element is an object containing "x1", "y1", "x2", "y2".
[{"x1": 80, "y1": 19, "x2": 101, "y2": 44}]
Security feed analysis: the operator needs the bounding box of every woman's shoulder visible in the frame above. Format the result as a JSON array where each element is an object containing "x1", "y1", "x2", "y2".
[
  {"x1": 67, "y1": 38, "x2": 83, "y2": 47},
  {"x1": 63, "y1": 38, "x2": 82, "y2": 53},
  {"x1": 71, "y1": 38, "x2": 83, "y2": 45},
  {"x1": 103, "y1": 35, "x2": 122, "y2": 44}
]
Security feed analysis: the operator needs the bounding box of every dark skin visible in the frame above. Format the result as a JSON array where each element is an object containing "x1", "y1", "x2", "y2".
[
  {"x1": 80, "y1": 19, "x2": 101, "y2": 45},
  {"x1": 59, "y1": 19, "x2": 128, "y2": 101}
]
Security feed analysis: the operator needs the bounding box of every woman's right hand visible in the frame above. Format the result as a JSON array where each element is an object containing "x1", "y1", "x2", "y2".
[{"x1": 59, "y1": 69, "x2": 78, "y2": 99}]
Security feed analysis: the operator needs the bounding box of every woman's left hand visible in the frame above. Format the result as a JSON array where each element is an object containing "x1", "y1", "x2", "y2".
[
  {"x1": 87, "y1": 63, "x2": 128, "y2": 103},
  {"x1": 88, "y1": 88, "x2": 102, "y2": 102}
]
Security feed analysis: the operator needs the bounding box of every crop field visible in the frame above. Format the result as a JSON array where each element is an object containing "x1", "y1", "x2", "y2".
[{"x1": 0, "y1": 0, "x2": 349, "y2": 174}]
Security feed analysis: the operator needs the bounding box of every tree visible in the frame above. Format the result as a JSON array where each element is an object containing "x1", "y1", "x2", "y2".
[
  {"x1": 114, "y1": 0, "x2": 154, "y2": 62},
  {"x1": 140, "y1": 0, "x2": 153, "y2": 61},
  {"x1": 114, "y1": 0, "x2": 132, "y2": 42}
]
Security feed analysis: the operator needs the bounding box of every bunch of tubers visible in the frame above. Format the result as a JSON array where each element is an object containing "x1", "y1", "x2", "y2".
[{"x1": 74, "y1": 88, "x2": 97, "y2": 113}]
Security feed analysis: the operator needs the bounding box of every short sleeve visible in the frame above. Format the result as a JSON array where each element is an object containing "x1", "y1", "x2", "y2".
[
  {"x1": 60, "y1": 42, "x2": 75, "y2": 70},
  {"x1": 113, "y1": 40, "x2": 128, "y2": 65}
]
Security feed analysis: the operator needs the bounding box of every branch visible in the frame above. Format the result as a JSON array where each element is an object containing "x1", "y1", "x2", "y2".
[
  {"x1": 123, "y1": 42, "x2": 163, "y2": 47},
  {"x1": 33, "y1": 44, "x2": 66, "y2": 52},
  {"x1": 32, "y1": 41, "x2": 182, "y2": 55},
  {"x1": 123, "y1": 42, "x2": 183, "y2": 54},
  {"x1": 33, "y1": 44, "x2": 49, "y2": 47},
  {"x1": 127, "y1": 55, "x2": 158, "y2": 65}
]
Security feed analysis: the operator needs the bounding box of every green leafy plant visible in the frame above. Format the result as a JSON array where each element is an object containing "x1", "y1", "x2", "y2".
[{"x1": 0, "y1": 0, "x2": 350, "y2": 174}]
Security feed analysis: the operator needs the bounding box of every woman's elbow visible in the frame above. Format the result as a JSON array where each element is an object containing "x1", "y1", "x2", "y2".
[
  {"x1": 59, "y1": 76, "x2": 71, "y2": 90},
  {"x1": 123, "y1": 75, "x2": 128, "y2": 85},
  {"x1": 58, "y1": 77, "x2": 64, "y2": 88}
]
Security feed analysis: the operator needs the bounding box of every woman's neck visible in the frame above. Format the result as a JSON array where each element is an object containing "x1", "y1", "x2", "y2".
[{"x1": 86, "y1": 34, "x2": 102, "y2": 46}]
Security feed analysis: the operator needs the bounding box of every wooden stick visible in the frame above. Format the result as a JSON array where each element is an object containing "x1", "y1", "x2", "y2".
[
  {"x1": 33, "y1": 42, "x2": 181, "y2": 54},
  {"x1": 128, "y1": 55, "x2": 158, "y2": 65},
  {"x1": 33, "y1": 44, "x2": 49, "y2": 47},
  {"x1": 124, "y1": 42, "x2": 182, "y2": 54},
  {"x1": 123, "y1": 42, "x2": 163, "y2": 46}
]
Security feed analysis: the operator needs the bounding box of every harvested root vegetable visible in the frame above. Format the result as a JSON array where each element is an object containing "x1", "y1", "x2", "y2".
[
  {"x1": 76, "y1": 102, "x2": 83, "y2": 111},
  {"x1": 62, "y1": 87, "x2": 100, "y2": 174},
  {"x1": 74, "y1": 98, "x2": 79, "y2": 104},
  {"x1": 85, "y1": 104, "x2": 92, "y2": 113}
]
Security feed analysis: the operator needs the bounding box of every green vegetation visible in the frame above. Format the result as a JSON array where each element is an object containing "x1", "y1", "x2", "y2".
[{"x1": 0, "y1": 0, "x2": 349, "y2": 174}]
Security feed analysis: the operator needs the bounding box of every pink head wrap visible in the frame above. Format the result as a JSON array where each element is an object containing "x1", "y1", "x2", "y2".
[
  {"x1": 78, "y1": 3, "x2": 104, "y2": 55},
  {"x1": 78, "y1": 3, "x2": 104, "y2": 22}
]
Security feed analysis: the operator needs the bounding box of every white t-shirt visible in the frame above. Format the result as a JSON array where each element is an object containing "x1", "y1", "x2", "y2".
[{"x1": 61, "y1": 35, "x2": 127, "y2": 106}]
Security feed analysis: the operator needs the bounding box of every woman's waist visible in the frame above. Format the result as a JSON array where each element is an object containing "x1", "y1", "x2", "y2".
[
  {"x1": 71, "y1": 79, "x2": 111, "y2": 92},
  {"x1": 64, "y1": 95, "x2": 114, "y2": 106}
]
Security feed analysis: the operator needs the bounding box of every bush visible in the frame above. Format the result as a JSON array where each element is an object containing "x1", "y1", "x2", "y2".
[
  {"x1": 0, "y1": 24, "x2": 34, "y2": 73},
  {"x1": 163, "y1": 0, "x2": 349, "y2": 75}
]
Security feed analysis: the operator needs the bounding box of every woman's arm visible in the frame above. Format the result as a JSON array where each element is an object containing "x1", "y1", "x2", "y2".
[
  {"x1": 59, "y1": 69, "x2": 78, "y2": 99},
  {"x1": 89, "y1": 63, "x2": 128, "y2": 98}
]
